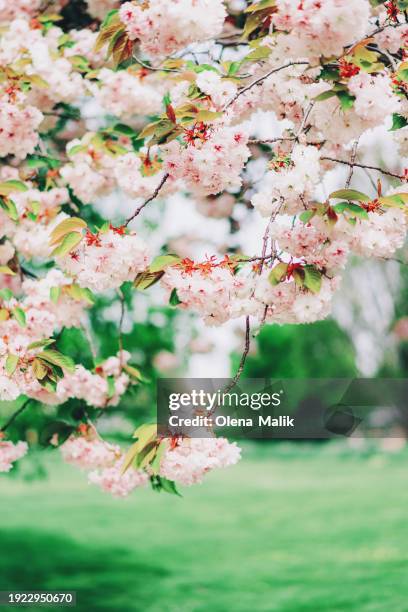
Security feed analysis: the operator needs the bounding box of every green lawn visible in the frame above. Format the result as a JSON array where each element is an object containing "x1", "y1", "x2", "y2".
[{"x1": 1, "y1": 445, "x2": 408, "y2": 612}]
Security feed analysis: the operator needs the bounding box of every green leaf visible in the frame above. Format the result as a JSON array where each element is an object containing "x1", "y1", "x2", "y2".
[
  {"x1": 293, "y1": 269, "x2": 305, "y2": 288},
  {"x1": 337, "y1": 91, "x2": 355, "y2": 111},
  {"x1": 303, "y1": 266, "x2": 322, "y2": 294},
  {"x1": 314, "y1": 90, "x2": 337, "y2": 102},
  {"x1": 157, "y1": 476, "x2": 182, "y2": 497},
  {"x1": 106, "y1": 375, "x2": 115, "y2": 399},
  {"x1": 51, "y1": 232, "x2": 83, "y2": 258},
  {"x1": 123, "y1": 363, "x2": 144, "y2": 381},
  {"x1": 0, "y1": 288, "x2": 13, "y2": 301},
  {"x1": 37, "y1": 349, "x2": 75, "y2": 373},
  {"x1": 134, "y1": 271, "x2": 164, "y2": 291},
  {"x1": 332, "y1": 201, "x2": 351, "y2": 213},
  {"x1": 113, "y1": 123, "x2": 138, "y2": 137},
  {"x1": 67, "y1": 144, "x2": 87, "y2": 156},
  {"x1": 379, "y1": 194, "x2": 408, "y2": 208},
  {"x1": 0, "y1": 266, "x2": 15, "y2": 275},
  {"x1": 101, "y1": 8, "x2": 119, "y2": 28},
  {"x1": 242, "y1": 12, "x2": 266, "y2": 38},
  {"x1": 0, "y1": 197, "x2": 18, "y2": 221},
  {"x1": 344, "y1": 203, "x2": 369, "y2": 219},
  {"x1": 132, "y1": 423, "x2": 157, "y2": 444},
  {"x1": 50, "y1": 287, "x2": 61, "y2": 304},
  {"x1": 268, "y1": 262, "x2": 288, "y2": 286},
  {"x1": 120, "y1": 441, "x2": 140, "y2": 475},
  {"x1": 330, "y1": 189, "x2": 371, "y2": 203},
  {"x1": 319, "y1": 66, "x2": 340, "y2": 81},
  {"x1": 12, "y1": 307, "x2": 26, "y2": 327},
  {"x1": 245, "y1": 0, "x2": 276, "y2": 12},
  {"x1": 169, "y1": 288, "x2": 182, "y2": 306},
  {"x1": 49, "y1": 216, "x2": 87, "y2": 245},
  {"x1": 226, "y1": 61, "x2": 242, "y2": 76},
  {"x1": 32, "y1": 358, "x2": 48, "y2": 380},
  {"x1": 149, "y1": 254, "x2": 181, "y2": 273},
  {"x1": 121, "y1": 424, "x2": 157, "y2": 475},
  {"x1": 27, "y1": 338, "x2": 55, "y2": 350},
  {"x1": 390, "y1": 114, "x2": 408, "y2": 131},
  {"x1": 5, "y1": 354, "x2": 19, "y2": 376},
  {"x1": 193, "y1": 110, "x2": 223, "y2": 123},
  {"x1": 299, "y1": 210, "x2": 315, "y2": 224},
  {"x1": 150, "y1": 440, "x2": 167, "y2": 475},
  {"x1": 0, "y1": 180, "x2": 28, "y2": 196},
  {"x1": 244, "y1": 46, "x2": 272, "y2": 62}
]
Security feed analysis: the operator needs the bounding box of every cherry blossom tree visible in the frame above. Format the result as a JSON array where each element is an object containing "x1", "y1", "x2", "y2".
[{"x1": 0, "y1": 0, "x2": 407, "y2": 496}]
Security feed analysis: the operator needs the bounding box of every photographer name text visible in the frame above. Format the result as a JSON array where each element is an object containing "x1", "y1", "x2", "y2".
[{"x1": 168, "y1": 415, "x2": 294, "y2": 428}]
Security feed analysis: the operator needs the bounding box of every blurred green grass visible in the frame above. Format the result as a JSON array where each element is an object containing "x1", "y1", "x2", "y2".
[{"x1": 1, "y1": 446, "x2": 408, "y2": 612}]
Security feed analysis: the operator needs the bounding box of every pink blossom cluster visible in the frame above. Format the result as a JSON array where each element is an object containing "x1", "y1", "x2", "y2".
[
  {"x1": 22, "y1": 269, "x2": 91, "y2": 329},
  {"x1": 334, "y1": 208, "x2": 408, "y2": 259},
  {"x1": 56, "y1": 229, "x2": 150, "y2": 292},
  {"x1": 251, "y1": 145, "x2": 321, "y2": 216},
  {"x1": 0, "y1": 20, "x2": 85, "y2": 109},
  {"x1": 60, "y1": 138, "x2": 173, "y2": 203},
  {"x1": 90, "y1": 68, "x2": 162, "y2": 118},
  {"x1": 60, "y1": 138, "x2": 117, "y2": 203},
  {"x1": 0, "y1": 270, "x2": 90, "y2": 345},
  {"x1": 159, "y1": 437, "x2": 241, "y2": 486},
  {"x1": 119, "y1": 0, "x2": 226, "y2": 59},
  {"x1": 0, "y1": 0, "x2": 42, "y2": 21},
  {"x1": 0, "y1": 271, "x2": 93, "y2": 402},
  {"x1": 195, "y1": 70, "x2": 238, "y2": 110},
  {"x1": 375, "y1": 19, "x2": 408, "y2": 54},
  {"x1": 60, "y1": 434, "x2": 121, "y2": 470},
  {"x1": 60, "y1": 431, "x2": 147, "y2": 498},
  {"x1": 64, "y1": 29, "x2": 106, "y2": 68},
  {"x1": 270, "y1": 216, "x2": 349, "y2": 273},
  {"x1": 348, "y1": 73, "x2": 401, "y2": 125},
  {"x1": 89, "y1": 459, "x2": 148, "y2": 497},
  {"x1": 56, "y1": 351, "x2": 132, "y2": 408},
  {"x1": 164, "y1": 126, "x2": 250, "y2": 196},
  {"x1": 0, "y1": 439, "x2": 28, "y2": 472},
  {"x1": 0, "y1": 94, "x2": 43, "y2": 159},
  {"x1": 254, "y1": 275, "x2": 340, "y2": 325},
  {"x1": 4, "y1": 187, "x2": 69, "y2": 260},
  {"x1": 162, "y1": 260, "x2": 256, "y2": 325},
  {"x1": 271, "y1": 0, "x2": 370, "y2": 60},
  {"x1": 114, "y1": 153, "x2": 171, "y2": 199}
]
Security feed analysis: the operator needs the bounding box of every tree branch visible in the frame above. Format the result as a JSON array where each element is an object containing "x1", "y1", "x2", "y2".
[
  {"x1": 117, "y1": 288, "x2": 126, "y2": 370},
  {"x1": 321, "y1": 157, "x2": 405, "y2": 180},
  {"x1": 346, "y1": 139, "x2": 359, "y2": 188},
  {"x1": 1, "y1": 399, "x2": 31, "y2": 433},
  {"x1": 224, "y1": 61, "x2": 310, "y2": 110},
  {"x1": 125, "y1": 173, "x2": 169, "y2": 226}
]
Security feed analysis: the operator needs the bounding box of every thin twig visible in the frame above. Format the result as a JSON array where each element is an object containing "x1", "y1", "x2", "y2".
[
  {"x1": 259, "y1": 210, "x2": 275, "y2": 275},
  {"x1": 221, "y1": 316, "x2": 251, "y2": 401},
  {"x1": 1, "y1": 399, "x2": 31, "y2": 432},
  {"x1": 346, "y1": 139, "x2": 359, "y2": 188},
  {"x1": 224, "y1": 61, "x2": 310, "y2": 110},
  {"x1": 321, "y1": 157, "x2": 405, "y2": 180},
  {"x1": 236, "y1": 254, "x2": 275, "y2": 264},
  {"x1": 294, "y1": 101, "x2": 315, "y2": 141},
  {"x1": 133, "y1": 54, "x2": 179, "y2": 73},
  {"x1": 117, "y1": 288, "x2": 125, "y2": 370},
  {"x1": 249, "y1": 136, "x2": 296, "y2": 145},
  {"x1": 361, "y1": 167, "x2": 378, "y2": 191},
  {"x1": 368, "y1": 20, "x2": 406, "y2": 38},
  {"x1": 125, "y1": 173, "x2": 169, "y2": 226}
]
